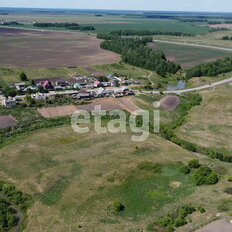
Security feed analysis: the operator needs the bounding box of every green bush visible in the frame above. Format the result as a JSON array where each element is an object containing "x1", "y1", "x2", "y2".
[
  {"x1": 178, "y1": 205, "x2": 196, "y2": 218},
  {"x1": 179, "y1": 165, "x2": 190, "y2": 174},
  {"x1": 113, "y1": 200, "x2": 125, "y2": 212},
  {"x1": 198, "y1": 206, "x2": 206, "y2": 213},
  {"x1": 194, "y1": 166, "x2": 219, "y2": 186},
  {"x1": 227, "y1": 176, "x2": 232, "y2": 182},
  {"x1": 173, "y1": 217, "x2": 187, "y2": 227},
  {"x1": 188, "y1": 159, "x2": 201, "y2": 169}
]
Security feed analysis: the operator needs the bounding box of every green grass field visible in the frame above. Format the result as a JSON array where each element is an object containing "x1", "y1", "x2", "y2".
[
  {"x1": 150, "y1": 42, "x2": 232, "y2": 68},
  {"x1": 0, "y1": 93, "x2": 231, "y2": 231},
  {"x1": 177, "y1": 83, "x2": 232, "y2": 154},
  {"x1": 0, "y1": 13, "x2": 210, "y2": 35},
  {"x1": 153, "y1": 30, "x2": 232, "y2": 49},
  {"x1": 0, "y1": 124, "x2": 230, "y2": 232}
]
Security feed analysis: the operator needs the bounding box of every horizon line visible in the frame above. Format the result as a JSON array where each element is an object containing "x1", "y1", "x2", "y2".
[{"x1": 0, "y1": 6, "x2": 232, "y2": 14}]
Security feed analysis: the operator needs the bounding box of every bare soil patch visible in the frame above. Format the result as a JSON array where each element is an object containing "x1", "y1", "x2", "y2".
[
  {"x1": 0, "y1": 27, "x2": 120, "y2": 68},
  {"x1": 38, "y1": 98, "x2": 141, "y2": 118},
  {"x1": 160, "y1": 96, "x2": 180, "y2": 112},
  {"x1": 0, "y1": 115, "x2": 17, "y2": 128},
  {"x1": 77, "y1": 97, "x2": 141, "y2": 113},
  {"x1": 169, "y1": 181, "x2": 181, "y2": 188},
  {"x1": 37, "y1": 105, "x2": 77, "y2": 118}
]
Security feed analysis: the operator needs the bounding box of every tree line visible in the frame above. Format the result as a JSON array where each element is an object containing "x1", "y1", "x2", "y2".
[
  {"x1": 99, "y1": 34, "x2": 181, "y2": 76},
  {"x1": 222, "y1": 36, "x2": 232, "y2": 40},
  {"x1": 186, "y1": 57, "x2": 232, "y2": 79},
  {"x1": 109, "y1": 29, "x2": 193, "y2": 37},
  {"x1": 33, "y1": 22, "x2": 95, "y2": 31}
]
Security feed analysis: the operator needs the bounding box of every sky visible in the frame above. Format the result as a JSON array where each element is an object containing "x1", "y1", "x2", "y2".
[{"x1": 1, "y1": 0, "x2": 232, "y2": 12}]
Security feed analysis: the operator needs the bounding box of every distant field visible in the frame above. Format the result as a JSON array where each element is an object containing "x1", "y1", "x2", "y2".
[
  {"x1": 152, "y1": 30, "x2": 232, "y2": 49},
  {"x1": 0, "y1": 12, "x2": 210, "y2": 35},
  {"x1": 177, "y1": 83, "x2": 232, "y2": 154},
  {"x1": 150, "y1": 42, "x2": 232, "y2": 68},
  {"x1": 0, "y1": 27, "x2": 120, "y2": 68}
]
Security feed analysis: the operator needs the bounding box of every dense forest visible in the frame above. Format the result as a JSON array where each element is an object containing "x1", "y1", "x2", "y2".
[
  {"x1": 33, "y1": 22, "x2": 95, "y2": 31},
  {"x1": 186, "y1": 57, "x2": 232, "y2": 78},
  {"x1": 99, "y1": 34, "x2": 181, "y2": 76},
  {"x1": 110, "y1": 30, "x2": 193, "y2": 37}
]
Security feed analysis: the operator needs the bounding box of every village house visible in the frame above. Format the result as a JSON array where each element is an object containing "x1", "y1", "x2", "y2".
[
  {"x1": 2, "y1": 97, "x2": 17, "y2": 107},
  {"x1": 31, "y1": 92, "x2": 47, "y2": 100},
  {"x1": 13, "y1": 82, "x2": 26, "y2": 91},
  {"x1": 42, "y1": 80, "x2": 54, "y2": 90}
]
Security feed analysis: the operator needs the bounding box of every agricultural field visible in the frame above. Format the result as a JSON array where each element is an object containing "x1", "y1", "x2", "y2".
[
  {"x1": 0, "y1": 27, "x2": 120, "y2": 68},
  {"x1": 177, "y1": 83, "x2": 232, "y2": 154},
  {"x1": 152, "y1": 30, "x2": 232, "y2": 49},
  {"x1": 0, "y1": 12, "x2": 210, "y2": 35},
  {"x1": 150, "y1": 42, "x2": 232, "y2": 68},
  {"x1": 0, "y1": 123, "x2": 231, "y2": 232}
]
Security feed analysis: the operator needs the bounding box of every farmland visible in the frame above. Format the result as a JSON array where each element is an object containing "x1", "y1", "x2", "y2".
[
  {"x1": 0, "y1": 12, "x2": 210, "y2": 35},
  {"x1": 0, "y1": 27, "x2": 120, "y2": 68},
  {"x1": 150, "y1": 42, "x2": 232, "y2": 68}
]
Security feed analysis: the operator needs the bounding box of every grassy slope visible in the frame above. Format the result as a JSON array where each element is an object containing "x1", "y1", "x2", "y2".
[
  {"x1": 0, "y1": 94, "x2": 231, "y2": 231},
  {"x1": 177, "y1": 83, "x2": 232, "y2": 154}
]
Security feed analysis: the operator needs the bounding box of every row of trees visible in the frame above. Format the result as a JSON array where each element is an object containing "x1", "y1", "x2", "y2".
[
  {"x1": 110, "y1": 29, "x2": 193, "y2": 37},
  {"x1": 33, "y1": 22, "x2": 95, "y2": 31},
  {"x1": 99, "y1": 35, "x2": 181, "y2": 76},
  {"x1": 186, "y1": 57, "x2": 232, "y2": 78},
  {"x1": 222, "y1": 36, "x2": 232, "y2": 40}
]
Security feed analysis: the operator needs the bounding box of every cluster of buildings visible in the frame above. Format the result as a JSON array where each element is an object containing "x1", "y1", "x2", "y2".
[{"x1": 1, "y1": 74, "x2": 136, "y2": 106}]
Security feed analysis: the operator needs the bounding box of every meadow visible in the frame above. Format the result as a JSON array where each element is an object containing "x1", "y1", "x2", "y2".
[
  {"x1": 152, "y1": 30, "x2": 232, "y2": 49},
  {"x1": 150, "y1": 42, "x2": 232, "y2": 68},
  {"x1": 0, "y1": 123, "x2": 231, "y2": 232},
  {"x1": 177, "y1": 83, "x2": 232, "y2": 155}
]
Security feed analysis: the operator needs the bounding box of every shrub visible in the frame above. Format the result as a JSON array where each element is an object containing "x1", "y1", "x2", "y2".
[
  {"x1": 225, "y1": 188, "x2": 232, "y2": 194},
  {"x1": 227, "y1": 176, "x2": 232, "y2": 182},
  {"x1": 173, "y1": 217, "x2": 187, "y2": 227},
  {"x1": 113, "y1": 200, "x2": 125, "y2": 212},
  {"x1": 178, "y1": 205, "x2": 196, "y2": 218},
  {"x1": 188, "y1": 159, "x2": 201, "y2": 169},
  {"x1": 198, "y1": 206, "x2": 206, "y2": 213},
  {"x1": 194, "y1": 166, "x2": 219, "y2": 186},
  {"x1": 158, "y1": 217, "x2": 174, "y2": 227},
  {"x1": 179, "y1": 165, "x2": 190, "y2": 174}
]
